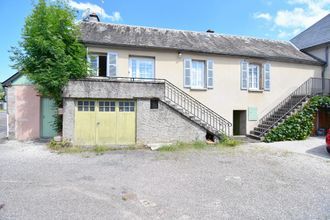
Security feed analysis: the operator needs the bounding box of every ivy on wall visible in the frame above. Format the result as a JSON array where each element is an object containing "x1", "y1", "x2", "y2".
[{"x1": 264, "y1": 96, "x2": 330, "y2": 142}]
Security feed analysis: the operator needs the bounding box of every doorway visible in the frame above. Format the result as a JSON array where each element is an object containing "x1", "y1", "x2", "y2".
[{"x1": 233, "y1": 110, "x2": 246, "y2": 135}]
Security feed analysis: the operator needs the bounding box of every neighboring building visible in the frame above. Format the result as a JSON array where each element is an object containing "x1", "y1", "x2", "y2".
[
  {"x1": 1, "y1": 73, "x2": 57, "y2": 140},
  {"x1": 291, "y1": 14, "x2": 330, "y2": 80},
  {"x1": 291, "y1": 14, "x2": 330, "y2": 134},
  {"x1": 4, "y1": 13, "x2": 329, "y2": 144}
]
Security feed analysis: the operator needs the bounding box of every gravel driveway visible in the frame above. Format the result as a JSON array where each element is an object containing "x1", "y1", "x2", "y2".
[{"x1": 0, "y1": 140, "x2": 329, "y2": 220}]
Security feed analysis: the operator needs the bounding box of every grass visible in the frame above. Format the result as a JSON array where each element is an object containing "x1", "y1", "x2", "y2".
[
  {"x1": 48, "y1": 139, "x2": 142, "y2": 155},
  {"x1": 158, "y1": 138, "x2": 241, "y2": 152},
  {"x1": 48, "y1": 137, "x2": 241, "y2": 154}
]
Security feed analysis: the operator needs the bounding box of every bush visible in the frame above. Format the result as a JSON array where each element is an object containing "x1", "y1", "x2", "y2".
[{"x1": 264, "y1": 96, "x2": 330, "y2": 142}]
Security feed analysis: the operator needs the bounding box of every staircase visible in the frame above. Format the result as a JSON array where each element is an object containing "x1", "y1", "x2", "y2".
[
  {"x1": 162, "y1": 80, "x2": 232, "y2": 137},
  {"x1": 249, "y1": 78, "x2": 328, "y2": 140}
]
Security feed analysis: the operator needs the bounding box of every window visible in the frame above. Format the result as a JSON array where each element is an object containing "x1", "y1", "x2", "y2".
[
  {"x1": 77, "y1": 100, "x2": 95, "y2": 111},
  {"x1": 99, "y1": 101, "x2": 115, "y2": 112},
  {"x1": 129, "y1": 57, "x2": 155, "y2": 79},
  {"x1": 87, "y1": 54, "x2": 107, "y2": 77},
  {"x1": 191, "y1": 60, "x2": 205, "y2": 89},
  {"x1": 248, "y1": 64, "x2": 260, "y2": 90},
  {"x1": 240, "y1": 61, "x2": 271, "y2": 91},
  {"x1": 183, "y1": 59, "x2": 213, "y2": 89},
  {"x1": 119, "y1": 101, "x2": 135, "y2": 112},
  {"x1": 150, "y1": 99, "x2": 159, "y2": 109}
]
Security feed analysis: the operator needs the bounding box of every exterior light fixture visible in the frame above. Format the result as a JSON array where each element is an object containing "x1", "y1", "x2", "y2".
[{"x1": 178, "y1": 51, "x2": 182, "y2": 57}]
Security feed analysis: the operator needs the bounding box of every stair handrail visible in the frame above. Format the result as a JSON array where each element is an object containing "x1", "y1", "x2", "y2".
[
  {"x1": 99, "y1": 76, "x2": 232, "y2": 136},
  {"x1": 163, "y1": 79, "x2": 232, "y2": 136},
  {"x1": 258, "y1": 77, "x2": 323, "y2": 137}
]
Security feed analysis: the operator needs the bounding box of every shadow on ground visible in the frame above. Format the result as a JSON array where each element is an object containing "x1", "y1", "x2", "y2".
[{"x1": 306, "y1": 144, "x2": 330, "y2": 159}]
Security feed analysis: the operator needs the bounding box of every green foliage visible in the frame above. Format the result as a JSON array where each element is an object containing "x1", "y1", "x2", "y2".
[
  {"x1": 0, "y1": 85, "x2": 4, "y2": 101},
  {"x1": 264, "y1": 96, "x2": 330, "y2": 142},
  {"x1": 158, "y1": 138, "x2": 240, "y2": 152},
  {"x1": 10, "y1": 0, "x2": 88, "y2": 108},
  {"x1": 219, "y1": 136, "x2": 241, "y2": 147}
]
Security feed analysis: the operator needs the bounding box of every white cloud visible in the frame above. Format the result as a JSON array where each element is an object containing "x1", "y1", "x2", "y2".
[
  {"x1": 68, "y1": 0, "x2": 122, "y2": 22},
  {"x1": 255, "y1": 0, "x2": 330, "y2": 39},
  {"x1": 254, "y1": 12, "x2": 272, "y2": 21}
]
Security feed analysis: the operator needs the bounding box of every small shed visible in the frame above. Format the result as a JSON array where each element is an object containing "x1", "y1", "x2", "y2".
[{"x1": 2, "y1": 73, "x2": 57, "y2": 140}]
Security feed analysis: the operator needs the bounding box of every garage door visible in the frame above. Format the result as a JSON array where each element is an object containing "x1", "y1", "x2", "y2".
[{"x1": 74, "y1": 100, "x2": 136, "y2": 145}]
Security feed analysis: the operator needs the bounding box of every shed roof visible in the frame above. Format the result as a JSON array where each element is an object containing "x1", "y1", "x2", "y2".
[
  {"x1": 291, "y1": 14, "x2": 330, "y2": 50},
  {"x1": 1, "y1": 72, "x2": 21, "y2": 87},
  {"x1": 80, "y1": 22, "x2": 321, "y2": 65}
]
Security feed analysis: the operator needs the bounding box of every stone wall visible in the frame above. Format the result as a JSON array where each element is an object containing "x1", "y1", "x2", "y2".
[
  {"x1": 62, "y1": 79, "x2": 207, "y2": 144},
  {"x1": 62, "y1": 98, "x2": 75, "y2": 141},
  {"x1": 63, "y1": 78, "x2": 165, "y2": 99},
  {"x1": 136, "y1": 99, "x2": 206, "y2": 144}
]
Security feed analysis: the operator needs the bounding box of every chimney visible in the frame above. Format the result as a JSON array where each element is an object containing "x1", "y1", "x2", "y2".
[
  {"x1": 87, "y1": 13, "x2": 100, "y2": 22},
  {"x1": 206, "y1": 29, "x2": 215, "y2": 33}
]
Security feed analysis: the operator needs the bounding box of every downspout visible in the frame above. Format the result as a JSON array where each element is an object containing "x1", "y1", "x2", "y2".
[{"x1": 324, "y1": 46, "x2": 329, "y2": 94}]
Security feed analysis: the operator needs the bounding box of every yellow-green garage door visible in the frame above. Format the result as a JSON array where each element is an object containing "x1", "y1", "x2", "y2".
[{"x1": 74, "y1": 100, "x2": 136, "y2": 145}]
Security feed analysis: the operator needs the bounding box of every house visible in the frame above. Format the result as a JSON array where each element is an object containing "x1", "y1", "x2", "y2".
[
  {"x1": 3, "y1": 13, "x2": 329, "y2": 144},
  {"x1": 62, "y1": 13, "x2": 326, "y2": 145},
  {"x1": 2, "y1": 72, "x2": 57, "y2": 140}
]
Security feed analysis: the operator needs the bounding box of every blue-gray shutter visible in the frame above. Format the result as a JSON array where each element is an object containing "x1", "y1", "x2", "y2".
[
  {"x1": 207, "y1": 60, "x2": 214, "y2": 88},
  {"x1": 184, "y1": 58, "x2": 192, "y2": 88},
  {"x1": 107, "y1": 52, "x2": 117, "y2": 77},
  {"x1": 263, "y1": 63, "x2": 271, "y2": 91},
  {"x1": 240, "y1": 60, "x2": 248, "y2": 90}
]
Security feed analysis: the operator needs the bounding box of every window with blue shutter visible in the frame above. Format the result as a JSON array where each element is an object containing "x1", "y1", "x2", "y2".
[
  {"x1": 184, "y1": 58, "x2": 192, "y2": 88},
  {"x1": 107, "y1": 52, "x2": 117, "y2": 77},
  {"x1": 263, "y1": 63, "x2": 271, "y2": 91},
  {"x1": 207, "y1": 60, "x2": 214, "y2": 88},
  {"x1": 240, "y1": 60, "x2": 248, "y2": 90}
]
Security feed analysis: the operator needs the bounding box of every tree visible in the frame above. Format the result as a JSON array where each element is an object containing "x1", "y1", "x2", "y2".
[
  {"x1": 11, "y1": 0, "x2": 88, "y2": 131},
  {"x1": 0, "y1": 85, "x2": 4, "y2": 101}
]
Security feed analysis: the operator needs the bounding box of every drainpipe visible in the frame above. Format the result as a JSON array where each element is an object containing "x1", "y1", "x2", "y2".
[{"x1": 324, "y1": 46, "x2": 329, "y2": 95}]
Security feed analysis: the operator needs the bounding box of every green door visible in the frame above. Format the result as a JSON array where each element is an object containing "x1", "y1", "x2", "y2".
[{"x1": 41, "y1": 98, "x2": 57, "y2": 138}]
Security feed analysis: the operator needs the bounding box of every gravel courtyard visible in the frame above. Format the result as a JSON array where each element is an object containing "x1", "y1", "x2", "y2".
[{"x1": 0, "y1": 139, "x2": 329, "y2": 220}]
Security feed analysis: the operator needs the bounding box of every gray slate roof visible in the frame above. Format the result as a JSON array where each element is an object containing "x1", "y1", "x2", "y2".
[
  {"x1": 80, "y1": 22, "x2": 321, "y2": 65},
  {"x1": 291, "y1": 14, "x2": 330, "y2": 50}
]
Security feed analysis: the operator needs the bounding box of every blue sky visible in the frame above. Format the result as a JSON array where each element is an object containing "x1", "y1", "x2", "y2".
[{"x1": 1, "y1": 0, "x2": 329, "y2": 81}]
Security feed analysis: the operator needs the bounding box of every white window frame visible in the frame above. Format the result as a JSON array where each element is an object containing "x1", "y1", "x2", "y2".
[
  {"x1": 190, "y1": 60, "x2": 206, "y2": 89},
  {"x1": 129, "y1": 56, "x2": 155, "y2": 79},
  {"x1": 87, "y1": 54, "x2": 99, "y2": 76},
  {"x1": 248, "y1": 64, "x2": 260, "y2": 90}
]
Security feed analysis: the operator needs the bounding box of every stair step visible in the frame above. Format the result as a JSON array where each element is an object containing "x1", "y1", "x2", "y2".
[{"x1": 247, "y1": 133, "x2": 261, "y2": 140}]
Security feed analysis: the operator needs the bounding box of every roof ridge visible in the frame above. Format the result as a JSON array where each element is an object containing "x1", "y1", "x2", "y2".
[{"x1": 82, "y1": 21, "x2": 291, "y2": 45}]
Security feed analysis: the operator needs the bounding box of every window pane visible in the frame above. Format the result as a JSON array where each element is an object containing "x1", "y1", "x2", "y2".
[
  {"x1": 78, "y1": 106, "x2": 83, "y2": 111},
  {"x1": 191, "y1": 60, "x2": 205, "y2": 88}
]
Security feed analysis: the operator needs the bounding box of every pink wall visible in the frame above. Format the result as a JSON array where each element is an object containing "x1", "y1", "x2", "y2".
[{"x1": 15, "y1": 86, "x2": 40, "y2": 140}]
